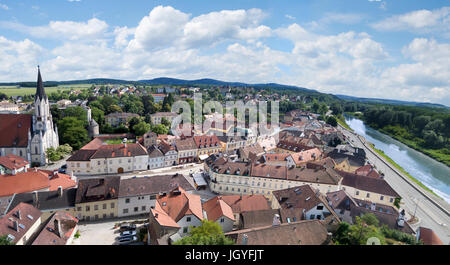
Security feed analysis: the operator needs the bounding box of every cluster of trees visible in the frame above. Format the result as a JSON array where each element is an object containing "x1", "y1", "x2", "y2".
[
  {"x1": 363, "y1": 106, "x2": 449, "y2": 150},
  {"x1": 0, "y1": 92, "x2": 7, "y2": 100},
  {"x1": 46, "y1": 144, "x2": 73, "y2": 162},
  {"x1": 173, "y1": 220, "x2": 234, "y2": 245},
  {"x1": 51, "y1": 106, "x2": 89, "y2": 150},
  {"x1": 333, "y1": 213, "x2": 421, "y2": 245}
]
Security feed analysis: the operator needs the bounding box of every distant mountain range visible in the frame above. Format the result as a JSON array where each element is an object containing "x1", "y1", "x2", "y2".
[
  {"x1": 1, "y1": 77, "x2": 447, "y2": 108},
  {"x1": 335, "y1": 94, "x2": 449, "y2": 109}
]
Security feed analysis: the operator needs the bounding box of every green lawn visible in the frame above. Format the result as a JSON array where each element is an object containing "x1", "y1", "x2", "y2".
[
  {"x1": 104, "y1": 139, "x2": 135, "y2": 144},
  {"x1": 0, "y1": 85, "x2": 90, "y2": 97},
  {"x1": 368, "y1": 143, "x2": 440, "y2": 198}
]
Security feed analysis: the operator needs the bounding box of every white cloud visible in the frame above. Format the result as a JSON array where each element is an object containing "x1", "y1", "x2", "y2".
[
  {"x1": 0, "y1": 3, "x2": 8, "y2": 10},
  {"x1": 371, "y1": 6, "x2": 450, "y2": 35}
]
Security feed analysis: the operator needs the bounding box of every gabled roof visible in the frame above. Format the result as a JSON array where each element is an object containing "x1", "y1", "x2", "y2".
[
  {"x1": 0, "y1": 170, "x2": 50, "y2": 197},
  {"x1": 32, "y1": 211, "x2": 78, "y2": 245},
  {"x1": 0, "y1": 202, "x2": 42, "y2": 244},
  {"x1": 156, "y1": 187, "x2": 203, "y2": 223},
  {"x1": 417, "y1": 227, "x2": 443, "y2": 245},
  {"x1": 202, "y1": 196, "x2": 235, "y2": 222},
  {"x1": 273, "y1": 185, "x2": 326, "y2": 212},
  {"x1": 0, "y1": 154, "x2": 29, "y2": 170},
  {"x1": 225, "y1": 220, "x2": 329, "y2": 245},
  {"x1": 119, "y1": 174, "x2": 194, "y2": 197},
  {"x1": 0, "y1": 114, "x2": 32, "y2": 148},
  {"x1": 147, "y1": 145, "x2": 164, "y2": 158},
  {"x1": 221, "y1": 195, "x2": 269, "y2": 214},
  {"x1": 151, "y1": 203, "x2": 180, "y2": 228},
  {"x1": 75, "y1": 177, "x2": 120, "y2": 203},
  {"x1": 339, "y1": 170, "x2": 399, "y2": 197}
]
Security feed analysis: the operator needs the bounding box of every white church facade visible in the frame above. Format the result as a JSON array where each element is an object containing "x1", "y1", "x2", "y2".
[{"x1": 0, "y1": 67, "x2": 59, "y2": 166}]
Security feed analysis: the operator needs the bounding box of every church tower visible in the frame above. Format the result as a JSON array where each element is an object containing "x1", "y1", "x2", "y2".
[{"x1": 31, "y1": 66, "x2": 60, "y2": 166}]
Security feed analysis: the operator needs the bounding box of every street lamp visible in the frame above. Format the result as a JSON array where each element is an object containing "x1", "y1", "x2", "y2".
[{"x1": 410, "y1": 197, "x2": 421, "y2": 221}]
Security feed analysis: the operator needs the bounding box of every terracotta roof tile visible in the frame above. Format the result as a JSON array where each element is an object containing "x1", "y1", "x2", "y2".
[{"x1": 0, "y1": 114, "x2": 32, "y2": 147}]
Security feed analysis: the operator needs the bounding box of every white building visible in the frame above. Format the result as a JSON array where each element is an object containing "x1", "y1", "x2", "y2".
[
  {"x1": 67, "y1": 143, "x2": 148, "y2": 175},
  {"x1": 147, "y1": 145, "x2": 165, "y2": 170}
]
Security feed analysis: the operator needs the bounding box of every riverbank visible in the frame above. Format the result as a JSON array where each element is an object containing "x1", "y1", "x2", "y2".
[
  {"x1": 345, "y1": 112, "x2": 450, "y2": 167},
  {"x1": 367, "y1": 142, "x2": 440, "y2": 198}
]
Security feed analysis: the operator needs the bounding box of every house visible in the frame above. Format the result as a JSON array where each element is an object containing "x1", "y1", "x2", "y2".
[
  {"x1": 0, "y1": 202, "x2": 42, "y2": 245},
  {"x1": 193, "y1": 135, "x2": 222, "y2": 160},
  {"x1": 75, "y1": 177, "x2": 120, "y2": 221},
  {"x1": 157, "y1": 134, "x2": 177, "y2": 145},
  {"x1": 149, "y1": 186, "x2": 203, "y2": 243},
  {"x1": 271, "y1": 185, "x2": 339, "y2": 221},
  {"x1": 286, "y1": 148, "x2": 323, "y2": 168},
  {"x1": 217, "y1": 135, "x2": 247, "y2": 153},
  {"x1": 0, "y1": 154, "x2": 30, "y2": 175},
  {"x1": 159, "y1": 141, "x2": 178, "y2": 167},
  {"x1": 118, "y1": 174, "x2": 194, "y2": 217},
  {"x1": 175, "y1": 137, "x2": 198, "y2": 164},
  {"x1": 105, "y1": 112, "x2": 140, "y2": 127},
  {"x1": 31, "y1": 211, "x2": 78, "y2": 245},
  {"x1": 3, "y1": 187, "x2": 77, "y2": 222},
  {"x1": 326, "y1": 190, "x2": 414, "y2": 234},
  {"x1": 416, "y1": 227, "x2": 443, "y2": 245},
  {"x1": 338, "y1": 170, "x2": 400, "y2": 206},
  {"x1": 238, "y1": 143, "x2": 265, "y2": 162},
  {"x1": 202, "y1": 196, "x2": 235, "y2": 233},
  {"x1": 220, "y1": 195, "x2": 270, "y2": 226},
  {"x1": 150, "y1": 112, "x2": 178, "y2": 125},
  {"x1": 261, "y1": 153, "x2": 290, "y2": 167},
  {"x1": 0, "y1": 170, "x2": 51, "y2": 198},
  {"x1": 256, "y1": 135, "x2": 277, "y2": 152},
  {"x1": 142, "y1": 131, "x2": 158, "y2": 148},
  {"x1": 225, "y1": 219, "x2": 331, "y2": 245},
  {"x1": 150, "y1": 94, "x2": 166, "y2": 103},
  {"x1": 327, "y1": 145, "x2": 366, "y2": 173},
  {"x1": 0, "y1": 101, "x2": 19, "y2": 113},
  {"x1": 355, "y1": 164, "x2": 382, "y2": 179},
  {"x1": 67, "y1": 143, "x2": 149, "y2": 175},
  {"x1": 147, "y1": 145, "x2": 165, "y2": 169}
]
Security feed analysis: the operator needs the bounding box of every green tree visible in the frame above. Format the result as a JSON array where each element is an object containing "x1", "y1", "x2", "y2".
[
  {"x1": 133, "y1": 121, "x2": 151, "y2": 136},
  {"x1": 61, "y1": 126, "x2": 89, "y2": 150},
  {"x1": 161, "y1": 117, "x2": 171, "y2": 127},
  {"x1": 90, "y1": 107, "x2": 104, "y2": 125},
  {"x1": 173, "y1": 220, "x2": 234, "y2": 245},
  {"x1": 326, "y1": 115, "x2": 338, "y2": 127},
  {"x1": 0, "y1": 235, "x2": 14, "y2": 245},
  {"x1": 151, "y1": 124, "x2": 169, "y2": 135},
  {"x1": 46, "y1": 147, "x2": 60, "y2": 162},
  {"x1": 108, "y1": 104, "x2": 122, "y2": 114}
]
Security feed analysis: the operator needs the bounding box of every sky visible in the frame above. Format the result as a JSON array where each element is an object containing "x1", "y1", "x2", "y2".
[{"x1": 0, "y1": 0, "x2": 449, "y2": 105}]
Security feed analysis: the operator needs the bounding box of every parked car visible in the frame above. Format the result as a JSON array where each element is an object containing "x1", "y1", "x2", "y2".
[
  {"x1": 58, "y1": 168, "x2": 66, "y2": 174},
  {"x1": 118, "y1": 236, "x2": 138, "y2": 245},
  {"x1": 61, "y1": 164, "x2": 67, "y2": 169},
  {"x1": 120, "y1": 230, "x2": 137, "y2": 237},
  {"x1": 119, "y1": 223, "x2": 137, "y2": 232}
]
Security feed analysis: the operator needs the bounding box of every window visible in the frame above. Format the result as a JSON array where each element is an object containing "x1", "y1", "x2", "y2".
[
  {"x1": 95, "y1": 214, "x2": 99, "y2": 220},
  {"x1": 142, "y1": 206, "x2": 146, "y2": 211},
  {"x1": 103, "y1": 214, "x2": 107, "y2": 219},
  {"x1": 111, "y1": 203, "x2": 115, "y2": 208},
  {"x1": 286, "y1": 218, "x2": 291, "y2": 223},
  {"x1": 220, "y1": 218, "x2": 225, "y2": 223},
  {"x1": 380, "y1": 196, "x2": 384, "y2": 201},
  {"x1": 186, "y1": 217, "x2": 191, "y2": 222},
  {"x1": 366, "y1": 193, "x2": 370, "y2": 198},
  {"x1": 183, "y1": 227, "x2": 188, "y2": 233},
  {"x1": 86, "y1": 206, "x2": 90, "y2": 212},
  {"x1": 316, "y1": 215, "x2": 321, "y2": 220},
  {"x1": 77, "y1": 207, "x2": 82, "y2": 211},
  {"x1": 94, "y1": 205, "x2": 98, "y2": 211},
  {"x1": 310, "y1": 214, "x2": 315, "y2": 219},
  {"x1": 123, "y1": 209, "x2": 129, "y2": 214},
  {"x1": 134, "y1": 207, "x2": 139, "y2": 212},
  {"x1": 390, "y1": 198, "x2": 394, "y2": 203},
  {"x1": 110, "y1": 213, "x2": 114, "y2": 218},
  {"x1": 316, "y1": 205, "x2": 324, "y2": 210},
  {"x1": 103, "y1": 204, "x2": 107, "y2": 210},
  {"x1": 125, "y1": 198, "x2": 130, "y2": 203},
  {"x1": 356, "y1": 191, "x2": 360, "y2": 196}
]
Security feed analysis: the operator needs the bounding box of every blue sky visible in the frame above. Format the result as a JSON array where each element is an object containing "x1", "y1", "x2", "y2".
[{"x1": 0, "y1": 0, "x2": 449, "y2": 105}]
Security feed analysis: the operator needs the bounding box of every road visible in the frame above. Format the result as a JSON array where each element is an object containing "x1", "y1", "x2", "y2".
[{"x1": 338, "y1": 124, "x2": 450, "y2": 244}]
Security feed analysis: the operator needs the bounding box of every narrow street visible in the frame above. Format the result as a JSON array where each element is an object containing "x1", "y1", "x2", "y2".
[{"x1": 338, "y1": 124, "x2": 450, "y2": 244}]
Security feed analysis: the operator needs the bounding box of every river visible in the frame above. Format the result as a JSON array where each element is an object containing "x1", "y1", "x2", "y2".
[{"x1": 345, "y1": 116, "x2": 450, "y2": 203}]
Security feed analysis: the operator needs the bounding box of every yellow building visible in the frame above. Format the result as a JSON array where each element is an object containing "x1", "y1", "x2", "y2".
[{"x1": 74, "y1": 177, "x2": 120, "y2": 221}]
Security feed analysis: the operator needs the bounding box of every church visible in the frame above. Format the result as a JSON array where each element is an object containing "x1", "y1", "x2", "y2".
[{"x1": 0, "y1": 67, "x2": 59, "y2": 166}]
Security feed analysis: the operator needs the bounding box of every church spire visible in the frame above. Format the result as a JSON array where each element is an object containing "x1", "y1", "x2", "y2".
[{"x1": 36, "y1": 65, "x2": 47, "y2": 100}]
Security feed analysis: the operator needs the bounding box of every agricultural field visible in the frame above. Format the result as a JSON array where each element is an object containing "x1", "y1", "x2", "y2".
[{"x1": 0, "y1": 84, "x2": 91, "y2": 97}]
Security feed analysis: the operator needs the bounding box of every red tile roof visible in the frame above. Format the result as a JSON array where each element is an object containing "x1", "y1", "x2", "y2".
[
  {"x1": 0, "y1": 154, "x2": 29, "y2": 170},
  {"x1": 0, "y1": 114, "x2": 32, "y2": 147},
  {"x1": 32, "y1": 211, "x2": 78, "y2": 245},
  {"x1": 0, "y1": 202, "x2": 42, "y2": 244},
  {"x1": 221, "y1": 195, "x2": 270, "y2": 214},
  {"x1": 0, "y1": 170, "x2": 50, "y2": 197},
  {"x1": 418, "y1": 227, "x2": 443, "y2": 245},
  {"x1": 203, "y1": 196, "x2": 235, "y2": 222},
  {"x1": 157, "y1": 187, "x2": 203, "y2": 222}
]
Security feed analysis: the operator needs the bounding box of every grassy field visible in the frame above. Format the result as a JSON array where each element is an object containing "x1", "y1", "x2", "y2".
[
  {"x1": 0, "y1": 84, "x2": 91, "y2": 97},
  {"x1": 337, "y1": 115, "x2": 354, "y2": 132},
  {"x1": 368, "y1": 143, "x2": 440, "y2": 198}
]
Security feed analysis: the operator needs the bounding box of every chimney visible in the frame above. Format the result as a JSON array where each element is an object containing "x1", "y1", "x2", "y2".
[
  {"x1": 16, "y1": 210, "x2": 21, "y2": 220},
  {"x1": 54, "y1": 219, "x2": 64, "y2": 239},
  {"x1": 272, "y1": 214, "x2": 281, "y2": 226},
  {"x1": 155, "y1": 213, "x2": 159, "y2": 218},
  {"x1": 13, "y1": 220, "x2": 19, "y2": 232},
  {"x1": 32, "y1": 191, "x2": 38, "y2": 206},
  {"x1": 241, "y1": 234, "x2": 248, "y2": 245},
  {"x1": 57, "y1": 186, "x2": 63, "y2": 197}
]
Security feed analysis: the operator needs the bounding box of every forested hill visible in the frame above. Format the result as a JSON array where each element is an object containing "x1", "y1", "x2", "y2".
[{"x1": 336, "y1": 94, "x2": 449, "y2": 109}]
